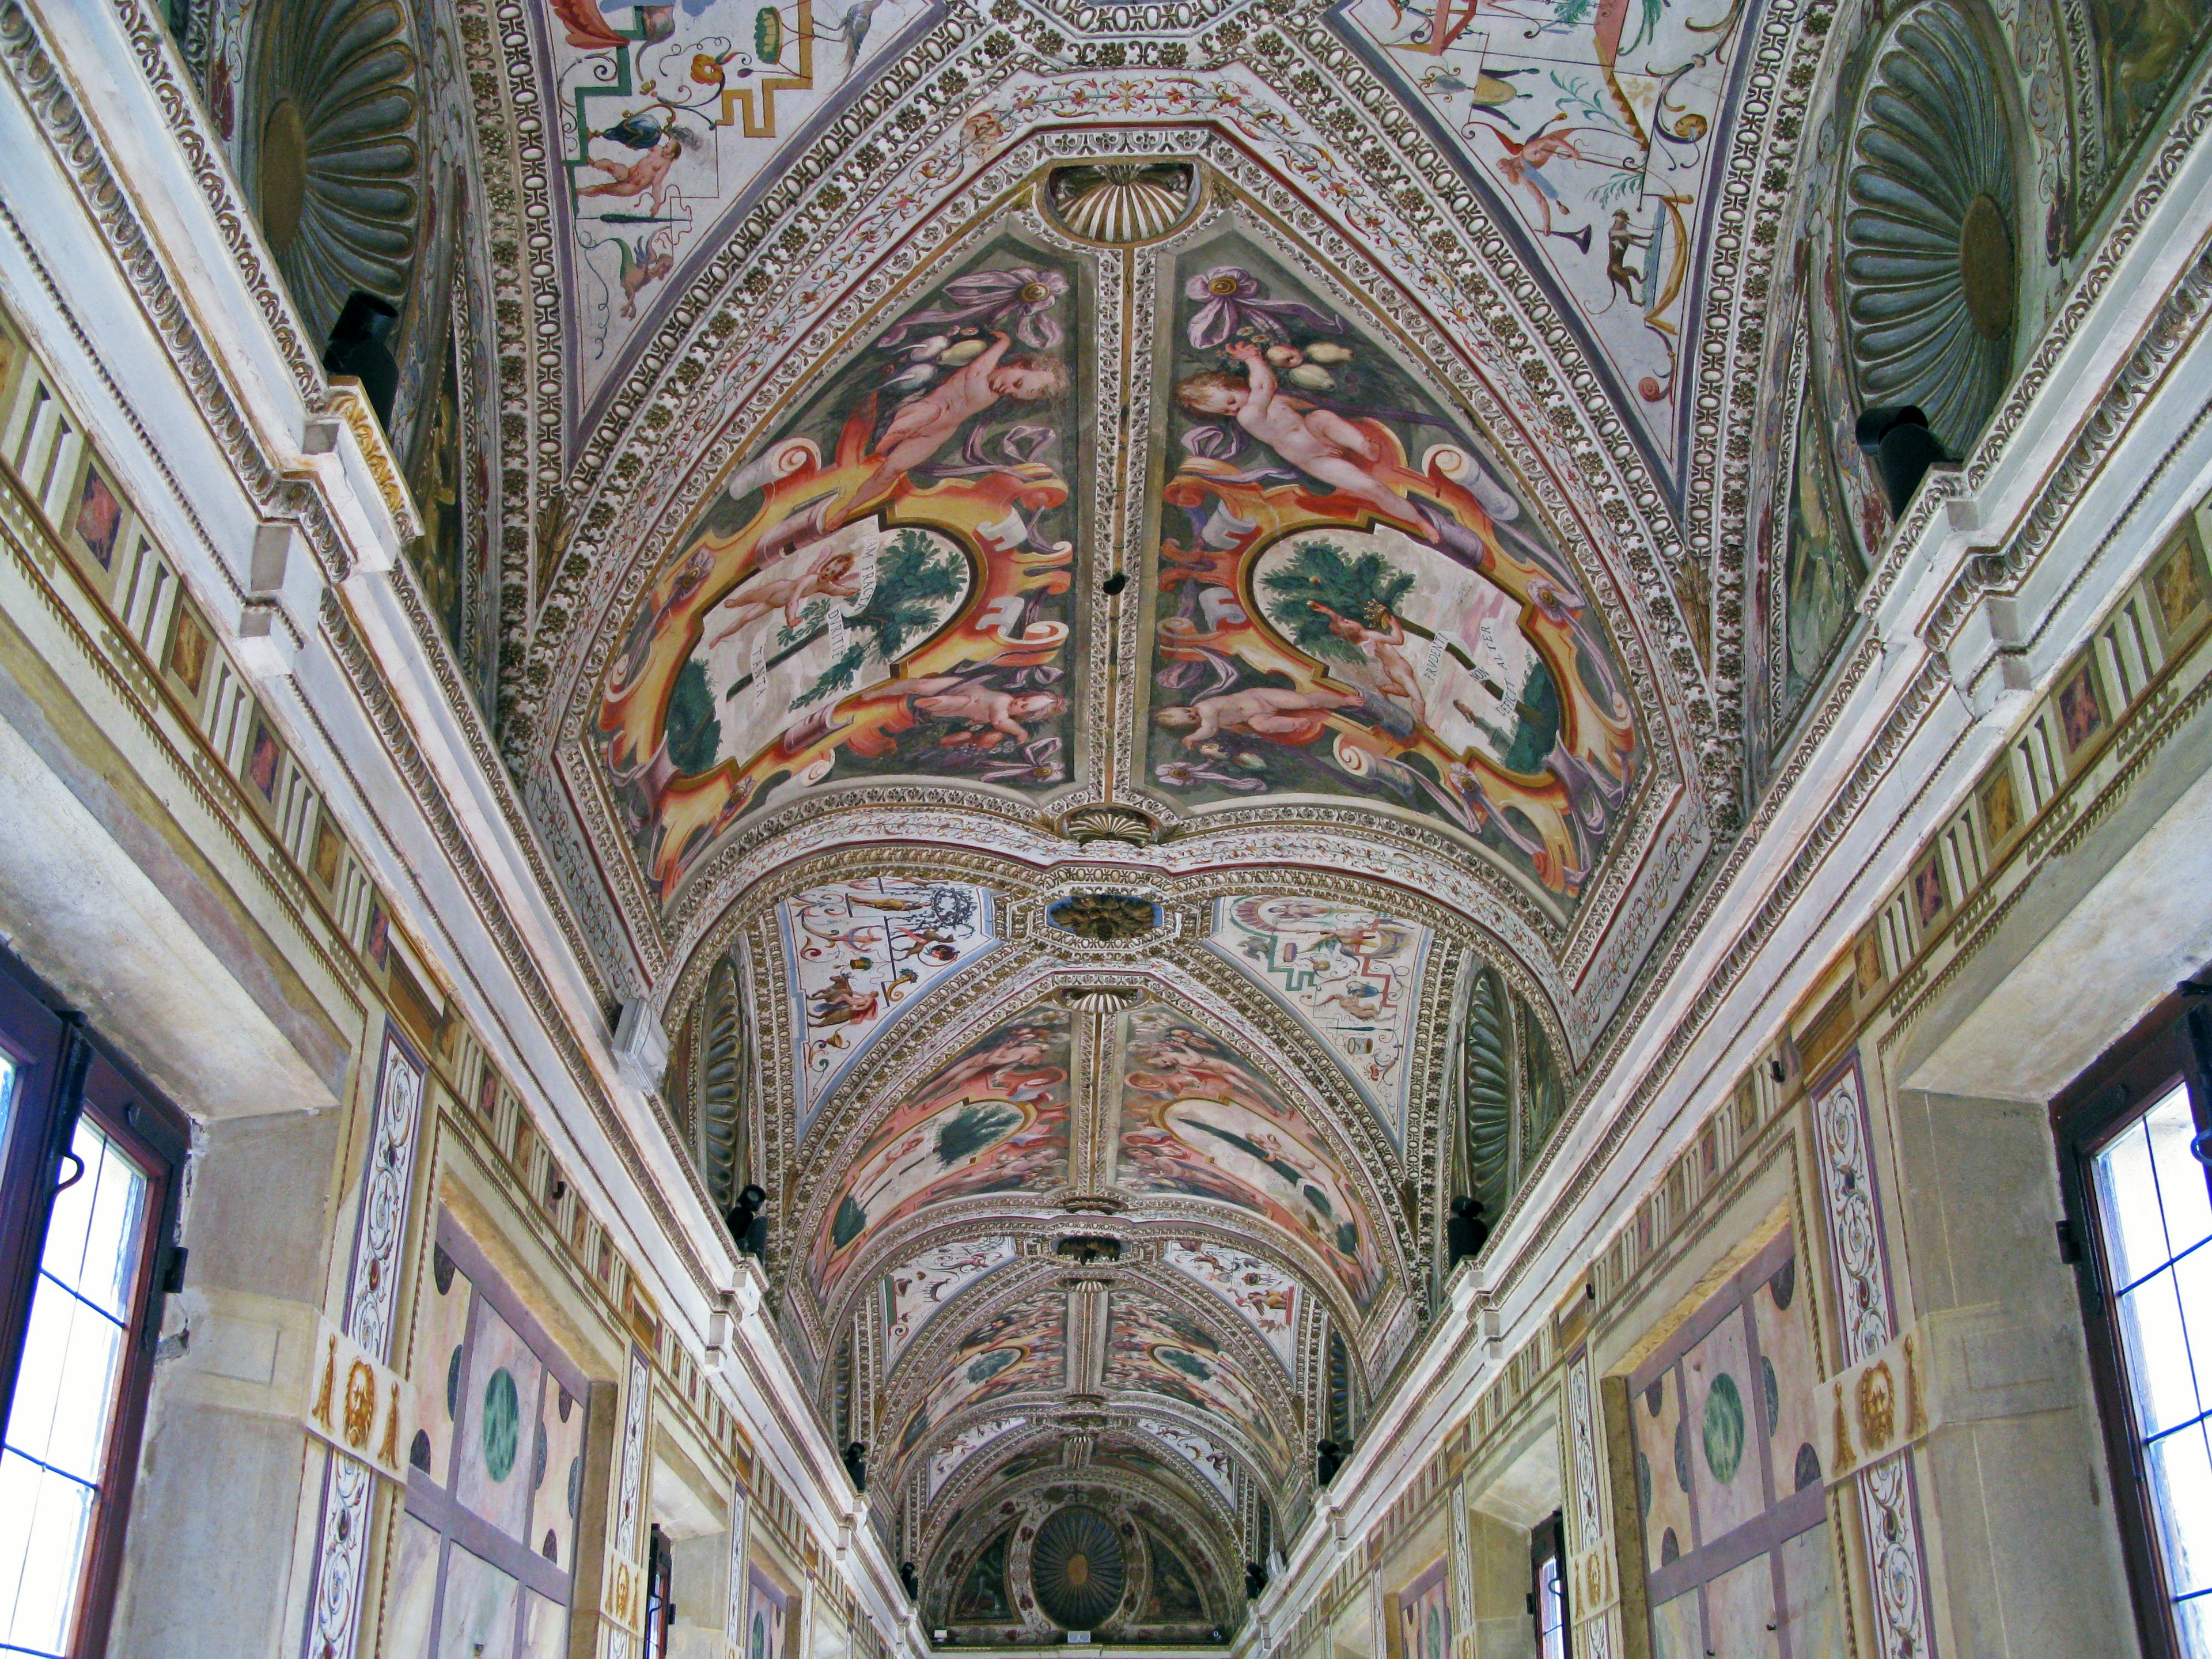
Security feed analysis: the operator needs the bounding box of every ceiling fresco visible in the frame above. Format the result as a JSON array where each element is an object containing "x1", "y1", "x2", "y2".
[
  {"x1": 1331, "y1": 0, "x2": 1764, "y2": 487},
  {"x1": 809, "y1": 1003, "x2": 1072, "y2": 1295},
  {"x1": 1160, "y1": 1238, "x2": 1304, "y2": 1372},
  {"x1": 1147, "y1": 231, "x2": 1639, "y2": 901},
  {"x1": 540, "y1": 0, "x2": 945, "y2": 423},
  {"x1": 1205, "y1": 895, "x2": 1433, "y2": 1148},
  {"x1": 1101, "y1": 1294, "x2": 1295, "y2": 1469},
  {"x1": 596, "y1": 234, "x2": 1087, "y2": 897},
  {"x1": 674, "y1": 855, "x2": 1528, "y2": 1584},
  {"x1": 1116, "y1": 1004, "x2": 1388, "y2": 1312},
  {"x1": 779, "y1": 875, "x2": 999, "y2": 1135},
  {"x1": 883, "y1": 1234, "x2": 1020, "y2": 1365}
]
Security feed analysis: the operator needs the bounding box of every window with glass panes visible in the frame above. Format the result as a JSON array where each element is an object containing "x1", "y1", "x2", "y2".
[
  {"x1": 1529, "y1": 1512, "x2": 1568, "y2": 1659},
  {"x1": 2061, "y1": 1012, "x2": 2212, "y2": 1659},
  {"x1": 0, "y1": 951, "x2": 185, "y2": 1659},
  {"x1": 383, "y1": 1213, "x2": 590, "y2": 1658}
]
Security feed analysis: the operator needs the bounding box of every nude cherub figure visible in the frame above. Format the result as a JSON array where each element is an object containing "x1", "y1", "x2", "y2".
[
  {"x1": 1156, "y1": 684, "x2": 1364, "y2": 747},
  {"x1": 934, "y1": 1027, "x2": 1059, "y2": 1099},
  {"x1": 1176, "y1": 343, "x2": 1410, "y2": 518},
  {"x1": 906, "y1": 675, "x2": 1066, "y2": 747},
  {"x1": 872, "y1": 331, "x2": 1068, "y2": 477},
  {"x1": 698, "y1": 546, "x2": 862, "y2": 652},
  {"x1": 1309, "y1": 601, "x2": 1426, "y2": 721},
  {"x1": 577, "y1": 132, "x2": 683, "y2": 217}
]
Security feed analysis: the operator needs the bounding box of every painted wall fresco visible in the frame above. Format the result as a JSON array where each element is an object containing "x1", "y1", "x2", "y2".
[
  {"x1": 781, "y1": 877, "x2": 997, "y2": 1134},
  {"x1": 539, "y1": 0, "x2": 941, "y2": 421},
  {"x1": 1207, "y1": 895, "x2": 1430, "y2": 1147},
  {"x1": 1103, "y1": 1296, "x2": 1292, "y2": 1465},
  {"x1": 1116, "y1": 1006, "x2": 1387, "y2": 1310},
  {"x1": 884, "y1": 1236, "x2": 1019, "y2": 1365},
  {"x1": 949, "y1": 1530, "x2": 1015, "y2": 1622},
  {"x1": 1137, "y1": 1416, "x2": 1240, "y2": 1504},
  {"x1": 1147, "y1": 236, "x2": 1637, "y2": 903},
  {"x1": 1334, "y1": 0, "x2": 1760, "y2": 482},
  {"x1": 812, "y1": 1006, "x2": 1070, "y2": 1290},
  {"x1": 1138, "y1": 1532, "x2": 1210, "y2": 1623},
  {"x1": 1630, "y1": 1228, "x2": 1841, "y2": 1659},
  {"x1": 2088, "y1": 0, "x2": 2212, "y2": 207},
  {"x1": 1778, "y1": 370, "x2": 1868, "y2": 717},
  {"x1": 898, "y1": 1295, "x2": 1066, "y2": 1453},
  {"x1": 1161, "y1": 1238, "x2": 1303, "y2": 1372},
  {"x1": 599, "y1": 242, "x2": 1081, "y2": 899},
  {"x1": 1391, "y1": 1558, "x2": 1452, "y2": 1659},
  {"x1": 927, "y1": 1414, "x2": 1027, "y2": 1498}
]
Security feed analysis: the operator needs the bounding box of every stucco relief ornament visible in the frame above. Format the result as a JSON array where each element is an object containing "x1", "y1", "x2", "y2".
[{"x1": 1048, "y1": 893, "x2": 1162, "y2": 940}]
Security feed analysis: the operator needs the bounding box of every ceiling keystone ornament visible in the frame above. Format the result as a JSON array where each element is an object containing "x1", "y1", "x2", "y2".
[
  {"x1": 1059, "y1": 806, "x2": 1161, "y2": 846},
  {"x1": 1841, "y1": 0, "x2": 2021, "y2": 454},
  {"x1": 239, "y1": 0, "x2": 422, "y2": 340},
  {"x1": 1044, "y1": 163, "x2": 1201, "y2": 245},
  {"x1": 1057, "y1": 986, "x2": 1147, "y2": 1013},
  {"x1": 1047, "y1": 895, "x2": 1162, "y2": 942}
]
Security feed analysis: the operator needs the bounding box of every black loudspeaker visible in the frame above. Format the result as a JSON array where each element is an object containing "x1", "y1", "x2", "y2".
[
  {"x1": 843, "y1": 1440, "x2": 868, "y2": 1491},
  {"x1": 322, "y1": 292, "x2": 402, "y2": 428},
  {"x1": 725, "y1": 1183, "x2": 768, "y2": 1257},
  {"x1": 1855, "y1": 406, "x2": 1951, "y2": 517},
  {"x1": 1315, "y1": 1440, "x2": 1344, "y2": 1487},
  {"x1": 1446, "y1": 1196, "x2": 1490, "y2": 1270},
  {"x1": 1244, "y1": 1562, "x2": 1269, "y2": 1599}
]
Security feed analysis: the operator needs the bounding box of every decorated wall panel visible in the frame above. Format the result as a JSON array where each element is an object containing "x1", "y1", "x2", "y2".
[{"x1": 1626, "y1": 1226, "x2": 1841, "y2": 1659}]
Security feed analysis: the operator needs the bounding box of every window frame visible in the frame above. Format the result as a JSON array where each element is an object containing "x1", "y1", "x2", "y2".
[
  {"x1": 2055, "y1": 997, "x2": 2212, "y2": 1659},
  {"x1": 0, "y1": 942, "x2": 188, "y2": 1659},
  {"x1": 1528, "y1": 1509, "x2": 1569, "y2": 1659}
]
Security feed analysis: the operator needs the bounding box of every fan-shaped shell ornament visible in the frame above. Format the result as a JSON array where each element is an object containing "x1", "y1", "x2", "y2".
[
  {"x1": 247, "y1": 0, "x2": 422, "y2": 340},
  {"x1": 1029, "y1": 1506, "x2": 1127, "y2": 1629},
  {"x1": 1046, "y1": 165, "x2": 1198, "y2": 245},
  {"x1": 1840, "y1": 0, "x2": 2018, "y2": 454}
]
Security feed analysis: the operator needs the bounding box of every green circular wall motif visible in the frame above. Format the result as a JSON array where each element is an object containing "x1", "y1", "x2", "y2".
[
  {"x1": 481, "y1": 1366, "x2": 520, "y2": 1482},
  {"x1": 1702, "y1": 1373, "x2": 1745, "y2": 1484}
]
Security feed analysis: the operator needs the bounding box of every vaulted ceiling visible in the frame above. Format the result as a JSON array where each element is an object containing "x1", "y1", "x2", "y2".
[
  {"x1": 459, "y1": 0, "x2": 1928, "y2": 1613},
  {"x1": 199, "y1": 0, "x2": 2108, "y2": 1622}
]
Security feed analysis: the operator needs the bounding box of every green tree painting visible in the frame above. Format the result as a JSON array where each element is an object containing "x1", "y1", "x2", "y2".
[
  {"x1": 791, "y1": 529, "x2": 967, "y2": 709},
  {"x1": 1258, "y1": 539, "x2": 1417, "y2": 660}
]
